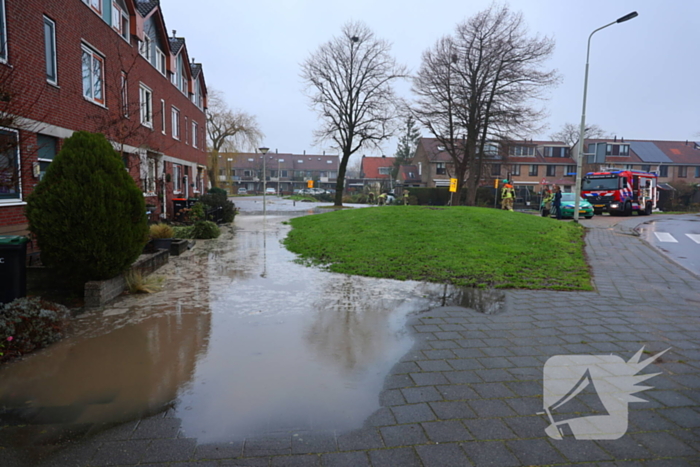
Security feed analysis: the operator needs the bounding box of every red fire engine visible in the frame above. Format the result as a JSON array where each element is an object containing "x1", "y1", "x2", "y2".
[{"x1": 581, "y1": 170, "x2": 658, "y2": 216}]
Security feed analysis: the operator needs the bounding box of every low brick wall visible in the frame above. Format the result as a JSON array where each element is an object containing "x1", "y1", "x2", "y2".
[{"x1": 83, "y1": 249, "x2": 170, "y2": 308}]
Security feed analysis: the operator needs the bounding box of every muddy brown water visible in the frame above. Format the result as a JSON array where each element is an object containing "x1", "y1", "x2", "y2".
[{"x1": 0, "y1": 215, "x2": 504, "y2": 445}]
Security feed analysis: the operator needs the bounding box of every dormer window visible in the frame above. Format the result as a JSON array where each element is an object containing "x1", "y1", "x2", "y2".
[
  {"x1": 605, "y1": 144, "x2": 629, "y2": 156},
  {"x1": 156, "y1": 48, "x2": 166, "y2": 75},
  {"x1": 111, "y1": 1, "x2": 129, "y2": 40},
  {"x1": 437, "y1": 145, "x2": 446, "y2": 151},
  {"x1": 509, "y1": 146, "x2": 535, "y2": 156}
]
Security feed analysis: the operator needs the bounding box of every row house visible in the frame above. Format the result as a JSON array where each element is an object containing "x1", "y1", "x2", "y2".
[
  {"x1": 217, "y1": 152, "x2": 339, "y2": 194},
  {"x1": 358, "y1": 155, "x2": 395, "y2": 192},
  {"x1": 0, "y1": 0, "x2": 208, "y2": 234},
  {"x1": 412, "y1": 137, "x2": 700, "y2": 201}
]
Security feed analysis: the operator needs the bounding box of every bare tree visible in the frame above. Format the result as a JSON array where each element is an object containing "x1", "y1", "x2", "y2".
[
  {"x1": 550, "y1": 122, "x2": 610, "y2": 151},
  {"x1": 412, "y1": 4, "x2": 559, "y2": 205},
  {"x1": 301, "y1": 21, "x2": 407, "y2": 206},
  {"x1": 206, "y1": 89, "x2": 263, "y2": 187}
]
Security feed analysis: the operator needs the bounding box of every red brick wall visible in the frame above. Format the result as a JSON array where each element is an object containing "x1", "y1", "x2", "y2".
[{"x1": 0, "y1": 0, "x2": 208, "y2": 227}]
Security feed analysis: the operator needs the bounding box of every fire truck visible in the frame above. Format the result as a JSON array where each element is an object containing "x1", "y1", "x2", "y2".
[{"x1": 581, "y1": 169, "x2": 658, "y2": 216}]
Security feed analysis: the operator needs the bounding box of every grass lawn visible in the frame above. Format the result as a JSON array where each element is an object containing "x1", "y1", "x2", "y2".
[{"x1": 284, "y1": 206, "x2": 592, "y2": 290}]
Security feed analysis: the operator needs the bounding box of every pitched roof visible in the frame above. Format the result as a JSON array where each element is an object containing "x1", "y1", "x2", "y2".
[
  {"x1": 135, "y1": 0, "x2": 159, "y2": 16},
  {"x1": 361, "y1": 156, "x2": 395, "y2": 179},
  {"x1": 400, "y1": 165, "x2": 421, "y2": 182},
  {"x1": 190, "y1": 63, "x2": 202, "y2": 79},
  {"x1": 586, "y1": 139, "x2": 700, "y2": 165},
  {"x1": 169, "y1": 37, "x2": 185, "y2": 55}
]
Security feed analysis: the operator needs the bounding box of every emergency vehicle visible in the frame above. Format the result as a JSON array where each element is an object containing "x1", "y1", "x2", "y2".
[{"x1": 581, "y1": 169, "x2": 657, "y2": 216}]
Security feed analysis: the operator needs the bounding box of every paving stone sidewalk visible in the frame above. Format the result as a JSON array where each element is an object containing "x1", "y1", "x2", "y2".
[{"x1": 2, "y1": 218, "x2": 699, "y2": 466}]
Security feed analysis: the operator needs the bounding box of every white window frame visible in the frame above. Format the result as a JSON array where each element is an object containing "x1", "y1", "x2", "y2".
[
  {"x1": 139, "y1": 35, "x2": 151, "y2": 61},
  {"x1": 184, "y1": 116, "x2": 188, "y2": 145},
  {"x1": 156, "y1": 47, "x2": 166, "y2": 75},
  {"x1": 0, "y1": 0, "x2": 7, "y2": 63},
  {"x1": 111, "y1": 1, "x2": 129, "y2": 41},
  {"x1": 120, "y1": 71, "x2": 128, "y2": 117},
  {"x1": 146, "y1": 157, "x2": 156, "y2": 193},
  {"x1": 44, "y1": 16, "x2": 57, "y2": 85},
  {"x1": 0, "y1": 127, "x2": 21, "y2": 203},
  {"x1": 160, "y1": 99, "x2": 166, "y2": 134},
  {"x1": 171, "y1": 106, "x2": 180, "y2": 140},
  {"x1": 89, "y1": 0, "x2": 102, "y2": 15},
  {"x1": 173, "y1": 164, "x2": 182, "y2": 192},
  {"x1": 378, "y1": 167, "x2": 390, "y2": 175},
  {"x1": 81, "y1": 44, "x2": 105, "y2": 105},
  {"x1": 139, "y1": 83, "x2": 153, "y2": 128},
  {"x1": 192, "y1": 121, "x2": 198, "y2": 148}
]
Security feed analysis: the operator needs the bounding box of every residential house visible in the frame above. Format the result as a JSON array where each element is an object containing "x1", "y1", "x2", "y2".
[
  {"x1": 218, "y1": 152, "x2": 339, "y2": 194},
  {"x1": 0, "y1": 0, "x2": 208, "y2": 235},
  {"x1": 359, "y1": 156, "x2": 396, "y2": 191}
]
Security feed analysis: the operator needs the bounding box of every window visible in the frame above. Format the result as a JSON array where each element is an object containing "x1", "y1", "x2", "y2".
[
  {"x1": 37, "y1": 134, "x2": 57, "y2": 180},
  {"x1": 139, "y1": 36, "x2": 151, "y2": 61},
  {"x1": 184, "y1": 116, "x2": 188, "y2": 144},
  {"x1": 528, "y1": 165, "x2": 538, "y2": 176},
  {"x1": 378, "y1": 167, "x2": 390, "y2": 175},
  {"x1": 641, "y1": 165, "x2": 651, "y2": 173},
  {"x1": 436, "y1": 162, "x2": 446, "y2": 175},
  {"x1": 176, "y1": 54, "x2": 187, "y2": 94},
  {"x1": 511, "y1": 165, "x2": 520, "y2": 176},
  {"x1": 139, "y1": 84, "x2": 152, "y2": 127},
  {"x1": 193, "y1": 77, "x2": 202, "y2": 108},
  {"x1": 171, "y1": 107, "x2": 180, "y2": 139},
  {"x1": 544, "y1": 147, "x2": 568, "y2": 158},
  {"x1": 510, "y1": 146, "x2": 535, "y2": 157},
  {"x1": 120, "y1": 72, "x2": 128, "y2": 117},
  {"x1": 160, "y1": 99, "x2": 166, "y2": 134},
  {"x1": 192, "y1": 121, "x2": 198, "y2": 148},
  {"x1": 605, "y1": 144, "x2": 629, "y2": 156},
  {"x1": 146, "y1": 157, "x2": 156, "y2": 193},
  {"x1": 484, "y1": 144, "x2": 499, "y2": 155},
  {"x1": 0, "y1": 128, "x2": 20, "y2": 201},
  {"x1": 678, "y1": 166, "x2": 687, "y2": 178},
  {"x1": 44, "y1": 17, "x2": 57, "y2": 84},
  {"x1": 659, "y1": 165, "x2": 668, "y2": 177},
  {"x1": 111, "y1": 1, "x2": 129, "y2": 40},
  {"x1": 566, "y1": 165, "x2": 576, "y2": 176},
  {"x1": 89, "y1": 0, "x2": 101, "y2": 14},
  {"x1": 546, "y1": 165, "x2": 556, "y2": 177},
  {"x1": 0, "y1": 0, "x2": 7, "y2": 63},
  {"x1": 156, "y1": 48, "x2": 166, "y2": 75},
  {"x1": 173, "y1": 164, "x2": 182, "y2": 192},
  {"x1": 281, "y1": 170, "x2": 288, "y2": 178},
  {"x1": 491, "y1": 164, "x2": 501, "y2": 176},
  {"x1": 695, "y1": 166, "x2": 700, "y2": 178},
  {"x1": 81, "y1": 45, "x2": 104, "y2": 105}
]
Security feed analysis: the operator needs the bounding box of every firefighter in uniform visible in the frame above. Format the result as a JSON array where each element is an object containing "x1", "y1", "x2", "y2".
[
  {"x1": 378, "y1": 192, "x2": 387, "y2": 206},
  {"x1": 403, "y1": 189, "x2": 410, "y2": 205},
  {"x1": 501, "y1": 180, "x2": 515, "y2": 211},
  {"x1": 541, "y1": 187, "x2": 553, "y2": 217},
  {"x1": 368, "y1": 191, "x2": 375, "y2": 205}
]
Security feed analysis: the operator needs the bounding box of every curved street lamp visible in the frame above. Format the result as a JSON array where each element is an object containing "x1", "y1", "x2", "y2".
[
  {"x1": 259, "y1": 146, "x2": 270, "y2": 216},
  {"x1": 573, "y1": 11, "x2": 638, "y2": 222}
]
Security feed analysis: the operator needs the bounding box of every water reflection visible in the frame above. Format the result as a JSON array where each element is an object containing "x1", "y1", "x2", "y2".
[{"x1": 0, "y1": 215, "x2": 508, "y2": 448}]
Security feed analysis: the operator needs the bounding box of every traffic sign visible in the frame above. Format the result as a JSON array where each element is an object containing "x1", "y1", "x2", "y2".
[
  {"x1": 449, "y1": 178, "x2": 458, "y2": 192},
  {"x1": 307, "y1": 180, "x2": 313, "y2": 188}
]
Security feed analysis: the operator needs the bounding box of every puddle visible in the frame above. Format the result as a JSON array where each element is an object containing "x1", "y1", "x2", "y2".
[{"x1": 0, "y1": 216, "x2": 507, "y2": 445}]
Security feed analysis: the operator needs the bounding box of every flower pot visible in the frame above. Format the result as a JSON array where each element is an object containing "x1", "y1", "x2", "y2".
[{"x1": 152, "y1": 238, "x2": 173, "y2": 250}]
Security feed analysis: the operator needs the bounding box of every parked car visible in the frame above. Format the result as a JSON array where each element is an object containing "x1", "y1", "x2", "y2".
[
  {"x1": 546, "y1": 193, "x2": 594, "y2": 219},
  {"x1": 237, "y1": 187, "x2": 247, "y2": 195},
  {"x1": 265, "y1": 187, "x2": 277, "y2": 195}
]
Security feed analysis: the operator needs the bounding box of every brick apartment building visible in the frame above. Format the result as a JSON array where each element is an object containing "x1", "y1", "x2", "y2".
[
  {"x1": 413, "y1": 137, "x2": 700, "y2": 200},
  {"x1": 0, "y1": 0, "x2": 208, "y2": 235},
  {"x1": 217, "y1": 152, "x2": 339, "y2": 194}
]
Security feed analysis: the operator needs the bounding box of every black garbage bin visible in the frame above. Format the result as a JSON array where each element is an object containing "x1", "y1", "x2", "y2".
[{"x1": 0, "y1": 236, "x2": 29, "y2": 305}]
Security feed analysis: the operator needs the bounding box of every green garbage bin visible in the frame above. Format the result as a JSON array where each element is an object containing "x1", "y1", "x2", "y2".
[{"x1": 0, "y1": 236, "x2": 29, "y2": 305}]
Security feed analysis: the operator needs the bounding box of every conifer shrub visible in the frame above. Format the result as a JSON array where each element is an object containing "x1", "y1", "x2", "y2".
[
  {"x1": 26, "y1": 131, "x2": 148, "y2": 283},
  {"x1": 199, "y1": 192, "x2": 237, "y2": 223},
  {"x1": 191, "y1": 220, "x2": 221, "y2": 239}
]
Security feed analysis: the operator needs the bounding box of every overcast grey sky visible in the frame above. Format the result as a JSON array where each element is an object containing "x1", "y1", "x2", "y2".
[{"x1": 163, "y1": 0, "x2": 699, "y2": 159}]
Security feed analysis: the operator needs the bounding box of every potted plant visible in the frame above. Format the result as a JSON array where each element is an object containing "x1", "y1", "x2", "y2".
[{"x1": 149, "y1": 223, "x2": 174, "y2": 251}]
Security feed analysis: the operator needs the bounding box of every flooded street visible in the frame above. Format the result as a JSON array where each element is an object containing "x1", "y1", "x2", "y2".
[{"x1": 0, "y1": 214, "x2": 461, "y2": 445}]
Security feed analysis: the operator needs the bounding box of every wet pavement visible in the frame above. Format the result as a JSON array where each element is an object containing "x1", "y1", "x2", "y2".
[{"x1": 0, "y1": 209, "x2": 698, "y2": 466}]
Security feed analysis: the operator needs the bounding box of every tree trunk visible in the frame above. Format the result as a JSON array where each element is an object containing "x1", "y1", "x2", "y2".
[{"x1": 334, "y1": 151, "x2": 350, "y2": 206}]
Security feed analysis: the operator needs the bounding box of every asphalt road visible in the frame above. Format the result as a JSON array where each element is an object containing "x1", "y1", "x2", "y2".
[{"x1": 636, "y1": 215, "x2": 700, "y2": 276}]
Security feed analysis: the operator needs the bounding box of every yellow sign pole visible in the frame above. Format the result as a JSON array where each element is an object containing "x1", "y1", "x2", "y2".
[
  {"x1": 307, "y1": 180, "x2": 313, "y2": 188},
  {"x1": 449, "y1": 178, "x2": 458, "y2": 193}
]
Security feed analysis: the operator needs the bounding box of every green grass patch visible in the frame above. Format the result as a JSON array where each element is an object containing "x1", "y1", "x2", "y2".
[{"x1": 284, "y1": 206, "x2": 592, "y2": 290}]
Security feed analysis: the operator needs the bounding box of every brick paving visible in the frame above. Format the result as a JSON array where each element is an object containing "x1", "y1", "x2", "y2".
[{"x1": 1, "y1": 216, "x2": 699, "y2": 466}]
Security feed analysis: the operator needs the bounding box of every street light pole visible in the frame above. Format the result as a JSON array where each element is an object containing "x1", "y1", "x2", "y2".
[
  {"x1": 259, "y1": 146, "x2": 269, "y2": 216},
  {"x1": 573, "y1": 11, "x2": 638, "y2": 223}
]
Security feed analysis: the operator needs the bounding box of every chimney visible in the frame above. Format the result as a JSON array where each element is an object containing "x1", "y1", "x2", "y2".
[
  {"x1": 685, "y1": 140, "x2": 688, "y2": 145},
  {"x1": 621, "y1": 137, "x2": 624, "y2": 143},
  {"x1": 275, "y1": 148, "x2": 278, "y2": 153},
  {"x1": 172, "y1": 30, "x2": 177, "y2": 38},
  {"x1": 614, "y1": 135, "x2": 617, "y2": 142},
  {"x1": 303, "y1": 150, "x2": 306, "y2": 155},
  {"x1": 323, "y1": 151, "x2": 325, "y2": 155}
]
